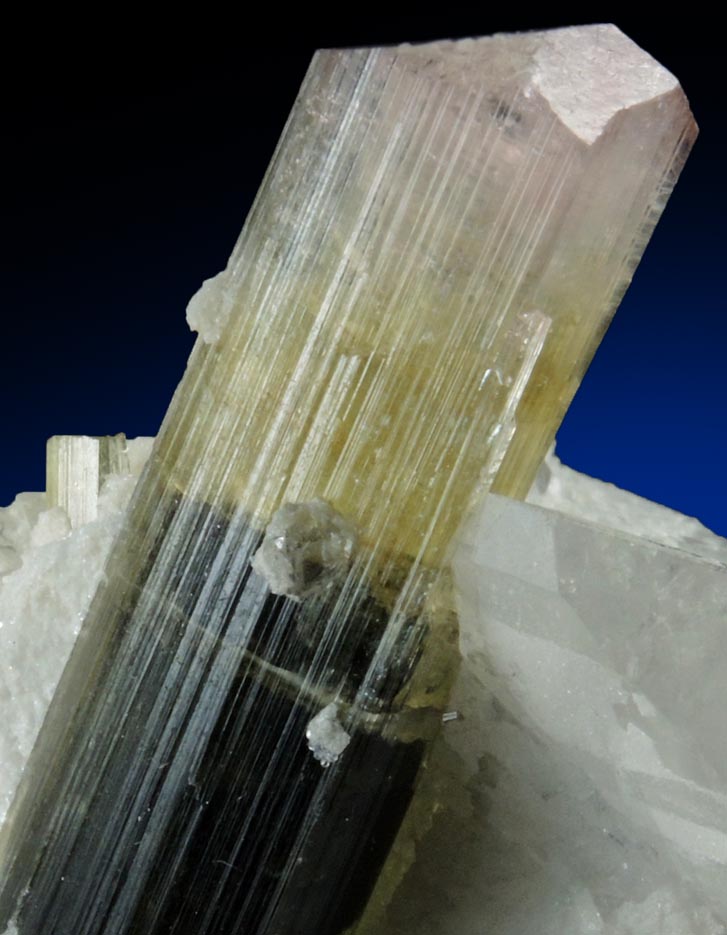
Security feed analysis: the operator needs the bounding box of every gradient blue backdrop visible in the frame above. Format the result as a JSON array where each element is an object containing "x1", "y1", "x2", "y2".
[{"x1": 2, "y1": 14, "x2": 724, "y2": 535}]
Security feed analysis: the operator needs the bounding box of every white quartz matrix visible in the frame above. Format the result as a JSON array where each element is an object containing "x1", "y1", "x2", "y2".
[{"x1": 0, "y1": 439, "x2": 152, "y2": 828}]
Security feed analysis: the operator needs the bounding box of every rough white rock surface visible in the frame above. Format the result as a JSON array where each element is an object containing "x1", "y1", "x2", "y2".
[
  {"x1": 0, "y1": 505, "x2": 122, "y2": 827},
  {"x1": 0, "y1": 493, "x2": 46, "y2": 574},
  {"x1": 530, "y1": 447, "x2": 727, "y2": 564},
  {"x1": 0, "y1": 438, "x2": 152, "y2": 828}
]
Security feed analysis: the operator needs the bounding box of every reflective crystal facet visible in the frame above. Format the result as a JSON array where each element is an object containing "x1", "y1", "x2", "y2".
[
  {"x1": 377, "y1": 482, "x2": 727, "y2": 934},
  {"x1": 0, "y1": 24, "x2": 697, "y2": 935}
]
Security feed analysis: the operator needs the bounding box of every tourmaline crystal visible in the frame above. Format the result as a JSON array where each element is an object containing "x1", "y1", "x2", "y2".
[
  {"x1": 46, "y1": 434, "x2": 132, "y2": 528},
  {"x1": 0, "y1": 25, "x2": 696, "y2": 935}
]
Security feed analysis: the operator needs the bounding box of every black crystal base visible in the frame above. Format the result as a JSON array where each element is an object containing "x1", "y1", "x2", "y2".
[
  {"x1": 1, "y1": 494, "x2": 428, "y2": 935},
  {"x1": 132, "y1": 676, "x2": 422, "y2": 934}
]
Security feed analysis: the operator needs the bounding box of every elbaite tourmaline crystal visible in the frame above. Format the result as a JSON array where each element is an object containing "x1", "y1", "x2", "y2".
[{"x1": 0, "y1": 25, "x2": 696, "y2": 935}]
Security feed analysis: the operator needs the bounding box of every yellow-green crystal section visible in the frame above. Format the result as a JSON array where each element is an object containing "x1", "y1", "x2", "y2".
[{"x1": 159, "y1": 33, "x2": 695, "y2": 570}]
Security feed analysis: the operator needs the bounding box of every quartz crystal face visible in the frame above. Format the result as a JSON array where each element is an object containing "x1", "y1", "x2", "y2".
[
  {"x1": 385, "y1": 486, "x2": 727, "y2": 934},
  {"x1": 0, "y1": 24, "x2": 697, "y2": 935}
]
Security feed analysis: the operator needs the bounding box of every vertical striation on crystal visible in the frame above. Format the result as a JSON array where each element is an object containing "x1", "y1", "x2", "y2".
[
  {"x1": 485, "y1": 25, "x2": 698, "y2": 497},
  {"x1": 46, "y1": 434, "x2": 130, "y2": 528},
  {"x1": 0, "y1": 25, "x2": 696, "y2": 935}
]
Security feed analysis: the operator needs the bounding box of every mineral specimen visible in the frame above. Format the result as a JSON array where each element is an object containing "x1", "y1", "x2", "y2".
[
  {"x1": 0, "y1": 23, "x2": 699, "y2": 935},
  {"x1": 3, "y1": 448, "x2": 726, "y2": 933}
]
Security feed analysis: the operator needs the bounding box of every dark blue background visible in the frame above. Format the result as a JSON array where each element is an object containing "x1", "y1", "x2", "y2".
[{"x1": 2, "y1": 14, "x2": 724, "y2": 535}]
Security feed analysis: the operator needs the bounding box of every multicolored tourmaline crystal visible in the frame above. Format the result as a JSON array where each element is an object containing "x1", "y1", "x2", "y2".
[{"x1": 0, "y1": 25, "x2": 696, "y2": 935}]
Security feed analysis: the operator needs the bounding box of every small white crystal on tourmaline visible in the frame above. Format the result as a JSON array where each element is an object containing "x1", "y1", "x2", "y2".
[
  {"x1": 185, "y1": 270, "x2": 234, "y2": 344},
  {"x1": 251, "y1": 499, "x2": 358, "y2": 601},
  {"x1": 306, "y1": 703, "x2": 352, "y2": 768}
]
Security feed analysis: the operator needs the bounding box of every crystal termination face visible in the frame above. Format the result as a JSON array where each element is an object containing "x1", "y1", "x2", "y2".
[{"x1": 0, "y1": 24, "x2": 696, "y2": 935}]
